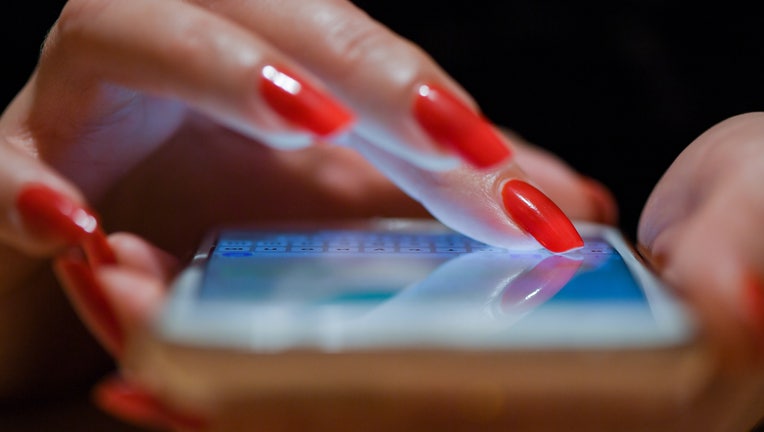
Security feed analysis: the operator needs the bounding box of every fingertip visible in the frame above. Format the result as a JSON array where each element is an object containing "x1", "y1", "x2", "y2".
[
  {"x1": 500, "y1": 179, "x2": 584, "y2": 253},
  {"x1": 95, "y1": 267, "x2": 166, "y2": 333},
  {"x1": 260, "y1": 64, "x2": 355, "y2": 137},
  {"x1": 93, "y1": 375, "x2": 208, "y2": 432},
  {"x1": 8, "y1": 181, "x2": 93, "y2": 256},
  {"x1": 93, "y1": 375, "x2": 172, "y2": 431},
  {"x1": 53, "y1": 250, "x2": 125, "y2": 357},
  {"x1": 741, "y1": 271, "x2": 764, "y2": 345},
  {"x1": 412, "y1": 83, "x2": 512, "y2": 169},
  {"x1": 107, "y1": 232, "x2": 180, "y2": 281},
  {"x1": 580, "y1": 176, "x2": 619, "y2": 225}
]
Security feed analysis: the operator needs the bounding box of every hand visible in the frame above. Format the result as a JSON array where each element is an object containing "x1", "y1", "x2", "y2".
[
  {"x1": 67, "y1": 112, "x2": 764, "y2": 430},
  {"x1": 638, "y1": 112, "x2": 764, "y2": 366},
  {"x1": 53, "y1": 232, "x2": 204, "y2": 430},
  {"x1": 1, "y1": 0, "x2": 611, "y2": 260},
  {"x1": 53, "y1": 232, "x2": 585, "y2": 431},
  {"x1": 0, "y1": 0, "x2": 612, "y2": 403}
]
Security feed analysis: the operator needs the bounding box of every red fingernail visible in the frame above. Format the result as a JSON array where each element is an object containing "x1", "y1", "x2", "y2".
[
  {"x1": 260, "y1": 65, "x2": 354, "y2": 136},
  {"x1": 501, "y1": 180, "x2": 584, "y2": 253},
  {"x1": 55, "y1": 252, "x2": 124, "y2": 356},
  {"x1": 94, "y1": 376, "x2": 207, "y2": 431},
  {"x1": 16, "y1": 183, "x2": 99, "y2": 244},
  {"x1": 83, "y1": 228, "x2": 117, "y2": 267},
  {"x1": 743, "y1": 272, "x2": 764, "y2": 336},
  {"x1": 581, "y1": 176, "x2": 618, "y2": 225},
  {"x1": 413, "y1": 84, "x2": 511, "y2": 168}
]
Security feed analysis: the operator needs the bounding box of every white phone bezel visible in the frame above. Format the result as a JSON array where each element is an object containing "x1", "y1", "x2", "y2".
[{"x1": 156, "y1": 219, "x2": 696, "y2": 352}]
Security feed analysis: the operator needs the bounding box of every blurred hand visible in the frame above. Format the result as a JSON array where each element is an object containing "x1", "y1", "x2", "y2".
[
  {"x1": 70, "y1": 112, "x2": 764, "y2": 429},
  {"x1": 639, "y1": 112, "x2": 764, "y2": 365},
  {"x1": 0, "y1": 0, "x2": 611, "y2": 402}
]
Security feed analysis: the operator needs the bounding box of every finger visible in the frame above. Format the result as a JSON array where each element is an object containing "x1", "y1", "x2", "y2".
[
  {"x1": 38, "y1": 0, "x2": 353, "y2": 157},
  {"x1": 638, "y1": 113, "x2": 764, "y2": 365},
  {"x1": 0, "y1": 139, "x2": 95, "y2": 256},
  {"x1": 53, "y1": 248, "x2": 124, "y2": 357},
  {"x1": 94, "y1": 238, "x2": 173, "y2": 336},
  {"x1": 94, "y1": 374, "x2": 207, "y2": 432},
  {"x1": 510, "y1": 137, "x2": 618, "y2": 225},
  {"x1": 644, "y1": 182, "x2": 764, "y2": 367},
  {"x1": 351, "y1": 134, "x2": 585, "y2": 253},
  {"x1": 89, "y1": 233, "x2": 177, "y2": 340},
  {"x1": 188, "y1": 0, "x2": 511, "y2": 170},
  {"x1": 52, "y1": 230, "x2": 175, "y2": 358},
  {"x1": 108, "y1": 233, "x2": 180, "y2": 284}
]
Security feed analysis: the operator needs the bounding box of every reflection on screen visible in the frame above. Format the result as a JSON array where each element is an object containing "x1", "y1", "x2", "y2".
[{"x1": 199, "y1": 229, "x2": 646, "y2": 315}]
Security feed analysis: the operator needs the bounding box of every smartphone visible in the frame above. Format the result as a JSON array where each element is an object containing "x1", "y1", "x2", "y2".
[{"x1": 128, "y1": 219, "x2": 715, "y2": 430}]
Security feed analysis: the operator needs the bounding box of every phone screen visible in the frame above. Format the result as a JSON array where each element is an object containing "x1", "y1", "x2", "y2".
[
  {"x1": 201, "y1": 230, "x2": 641, "y2": 304},
  {"x1": 166, "y1": 223, "x2": 693, "y2": 350}
]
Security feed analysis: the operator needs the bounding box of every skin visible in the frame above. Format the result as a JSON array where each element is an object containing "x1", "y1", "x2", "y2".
[
  {"x1": 0, "y1": 0, "x2": 610, "y2": 398},
  {"x1": 1, "y1": 0, "x2": 763, "y2": 429}
]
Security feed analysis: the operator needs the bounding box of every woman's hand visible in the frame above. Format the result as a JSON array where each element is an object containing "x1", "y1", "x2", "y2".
[
  {"x1": 68, "y1": 112, "x2": 764, "y2": 430},
  {"x1": 0, "y1": 0, "x2": 612, "y2": 401},
  {"x1": 638, "y1": 112, "x2": 764, "y2": 366},
  {"x1": 1, "y1": 0, "x2": 609, "y2": 261}
]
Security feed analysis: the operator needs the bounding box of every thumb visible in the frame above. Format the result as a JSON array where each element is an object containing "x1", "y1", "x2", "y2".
[{"x1": 638, "y1": 113, "x2": 764, "y2": 367}]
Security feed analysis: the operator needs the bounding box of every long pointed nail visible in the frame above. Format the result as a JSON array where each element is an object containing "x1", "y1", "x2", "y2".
[
  {"x1": 743, "y1": 272, "x2": 764, "y2": 337},
  {"x1": 16, "y1": 183, "x2": 99, "y2": 244},
  {"x1": 83, "y1": 228, "x2": 117, "y2": 267},
  {"x1": 260, "y1": 65, "x2": 354, "y2": 136},
  {"x1": 94, "y1": 375, "x2": 207, "y2": 431},
  {"x1": 581, "y1": 176, "x2": 618, "y2": 225},
  {"x1": 413, "y1": 83, "x2": 511, "y2": 168},
  {"x1": 501, "y1": 180, "x2": 584, "y2": 253},
  {"x1": 54, "y1": 251, "x2": 124, "y2": 356}
]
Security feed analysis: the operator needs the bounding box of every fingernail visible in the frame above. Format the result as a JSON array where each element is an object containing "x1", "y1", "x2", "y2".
[
  {"x1": 580, "y1": 176, "x2": 618, "y2": 225},
  {"x1": 501, "y1": 179, "x2": 584, "y2": 253},
  {"x1": 16, "y1": 183, "x2": 99, "y2": 244},
  {"x1": 638, "y1": 244, "x2": 667, "y2": 274},
  {"x1": 55, "y1": 251, "x2": 124, "y2": 356},
  {"x1": 83, "y1": 228, "x2": 117, "y2": 267},
  {"x1": 94, "y1": 376, "x2": 207, "y2": 431},
  {"x1": 260, "y1": 65, "x2": 354, "y2": 137},
  {"x1": 413, "y1": 83, "x2": 511, "y2": 168},
  {"x1": 743, "y1": 272, "x2": 764, "y2": 337}
]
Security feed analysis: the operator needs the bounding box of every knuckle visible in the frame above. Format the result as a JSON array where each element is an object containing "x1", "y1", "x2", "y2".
[
  {"x1": 164, "y1": 16, "x2": 218, "y2": 62},
  {"x1": 56, "y1": 0, "x2": 108, "y2": 39},
  {"x1": 45, "y1": 0, "x2": 109, "y2": 58},
  {"x1": 322, "y1": 12, "x2": 424, "y2": 82}
]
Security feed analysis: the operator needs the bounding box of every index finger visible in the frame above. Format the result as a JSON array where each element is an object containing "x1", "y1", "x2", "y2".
[{"x1": 190, "y1": 0, "x2": 512, "y2": 171}]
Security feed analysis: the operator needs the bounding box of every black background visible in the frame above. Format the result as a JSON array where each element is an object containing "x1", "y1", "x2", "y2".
[{"x1": 2, "y1": 1, "x2": 763, "y2": 239}]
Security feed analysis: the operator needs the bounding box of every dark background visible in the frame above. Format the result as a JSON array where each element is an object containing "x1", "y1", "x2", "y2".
[{"x1": 2, "y1": 1, "x2": 763, "y2": 239}]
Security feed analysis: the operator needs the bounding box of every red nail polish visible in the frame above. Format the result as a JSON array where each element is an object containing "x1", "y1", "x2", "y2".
[
  {"x1": 413, "y1": 84, "x2": 511, "y2": 168},
  {"x1": 55, "y1": 252, "x2": 124, "y2": 357},
  {"x1": 83, "y1": 228, "x2": 117, "y2": 267},
  {"x1": 581, "y1": 176, "x2": 619, "y2": 225},
  {"x1": 501, "y1": 180, "x2": 584, "y2": 253},
  {"x1": 16, "y1": 183, "x2": 99, "y2": 244},
  {"x1": 743, "y1": 272, "x2": 764, "y2": 336},
  {"x1": 94, "y1": 376, "x2": 207, "y2": 431},
  {"x1": 260, "y1": 65, "x2": 354, "y2": 136},
  {"x1": 94, "y1": 376, "x2": 170, "y2": 430}
]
